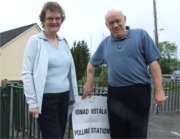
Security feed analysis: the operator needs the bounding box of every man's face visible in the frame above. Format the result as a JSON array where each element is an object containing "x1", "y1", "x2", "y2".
[{"x1": 105, "y1": 11, "x2": 126, "y2": 39}]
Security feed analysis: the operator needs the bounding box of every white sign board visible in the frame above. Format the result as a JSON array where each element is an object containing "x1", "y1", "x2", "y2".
[{"x1": 72, "y1": 96, "x2": 110, "y2": 139}]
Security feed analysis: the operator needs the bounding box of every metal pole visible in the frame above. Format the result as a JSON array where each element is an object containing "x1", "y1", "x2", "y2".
[
  {"x1": 153, "y1": 0, "x2": 158, "y2": 48},
  {"x1": 90, "y1": 36, "x2": 92, "y2": 56}
]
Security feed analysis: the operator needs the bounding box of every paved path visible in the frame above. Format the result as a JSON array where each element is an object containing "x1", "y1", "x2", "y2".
[
  {"x1": 65, "y1": 112, "x2": 180, "y2": 139},
  {"x1": 147, "y1": 112, "x2": 180, "y2": 139}
]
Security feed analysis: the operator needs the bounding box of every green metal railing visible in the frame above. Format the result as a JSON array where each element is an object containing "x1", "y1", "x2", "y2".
[
  {"x1": 78, "y1": 81, "x2": 180, "y2": 114},
  {"x1": 0, "y1": 81, "x2": 180, "y2": 139},
  {"x1": 0, "y1": 84, "x2": 41, "y2": 139},
  {"x1": 0, "y1": 82, "x2": 107, "y2": 139}
]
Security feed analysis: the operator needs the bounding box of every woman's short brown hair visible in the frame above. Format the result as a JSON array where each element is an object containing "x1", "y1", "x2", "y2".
[{"x1": 39, "y1": 1, "x2": 66, "y2": 28}]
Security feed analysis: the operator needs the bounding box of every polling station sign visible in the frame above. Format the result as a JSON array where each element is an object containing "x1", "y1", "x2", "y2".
[{"x1": 72, "y1": 96, "x2": 110, "y2": 139}]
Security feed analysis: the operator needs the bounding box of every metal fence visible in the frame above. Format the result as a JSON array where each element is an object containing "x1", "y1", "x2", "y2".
[
  {"x1": 0, "y1": 83, "x2": 41, "y2": 139},
  {"x1": 158, "y1": 81, "x2": 180, "y2": 114},
  {"x1": 0, "y1": 81, "x2": 179, "y2": 139}
]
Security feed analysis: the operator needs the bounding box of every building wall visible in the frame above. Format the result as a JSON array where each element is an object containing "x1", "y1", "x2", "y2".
[{"x1": 0, "y1": 27, "x2": 40, "y2": 82}]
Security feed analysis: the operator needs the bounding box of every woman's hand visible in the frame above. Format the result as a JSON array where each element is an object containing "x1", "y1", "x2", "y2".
[{"x1": 29, "y1": 107, "x2": 39, "y2": 119}]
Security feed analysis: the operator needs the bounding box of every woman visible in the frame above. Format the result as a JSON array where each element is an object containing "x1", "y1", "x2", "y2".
[{"x1": 22, "y1": 1, "x2": 79, "y2": 138}]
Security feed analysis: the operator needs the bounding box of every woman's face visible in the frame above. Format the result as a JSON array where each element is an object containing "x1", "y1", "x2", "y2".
[{"x1": 43, "y1": 9, "x2": 62, "y2": 34}]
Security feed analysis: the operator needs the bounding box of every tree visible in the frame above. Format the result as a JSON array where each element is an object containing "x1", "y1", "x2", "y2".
[
  {"x1": 71, "y1": 40, "x2": 90, "y2": 80},
  {"x1": 158, "y1": 41, "x2": 177, "y2": 59},
  {"x1": 158, "y1": 41, "x2": 179, "y2": 73}
]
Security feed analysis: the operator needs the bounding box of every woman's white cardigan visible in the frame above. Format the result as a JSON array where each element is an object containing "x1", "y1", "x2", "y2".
[{"x1": 22, "y1": 32, "x2": 79, "y2": 113}]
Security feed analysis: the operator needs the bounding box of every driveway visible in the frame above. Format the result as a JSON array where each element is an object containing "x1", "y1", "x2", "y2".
[{"x1": 147, "y1": 112, "x2": 180, "y2": 139}]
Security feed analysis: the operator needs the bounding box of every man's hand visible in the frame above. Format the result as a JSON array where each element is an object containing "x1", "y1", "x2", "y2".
[
  {"x1": 82, "y1": 82, "x2": 93, "y2": 99},
  {"x1": 82, "y1": 62, "x2": 96, "y2": 99},
  {"x1": 154, "y1": 90, "x2": 168, "y2": 107},
  {"x1": 149, "y1": 61, "x2": 168, "y2": 107}
]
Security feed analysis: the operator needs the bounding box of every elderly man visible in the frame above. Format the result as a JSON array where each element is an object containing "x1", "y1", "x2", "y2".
[{"x1": 82, "y1": 9, "x2": 166, "y2": 139}]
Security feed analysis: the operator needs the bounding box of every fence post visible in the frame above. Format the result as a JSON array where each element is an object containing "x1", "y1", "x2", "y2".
[
  {"x1": 4, "y1": 84, "x2": 11, "y2": 138},
  {"x1": 0, "y1": 81, "x2": 11, "y2": 138},
  {"x1": 0, "y1": 86, "x2": 2, "y2": 138}
]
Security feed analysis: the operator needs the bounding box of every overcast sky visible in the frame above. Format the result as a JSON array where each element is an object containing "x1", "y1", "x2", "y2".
[{"x1": 0, "y1": 0, "x2": 180, "y2": 59}]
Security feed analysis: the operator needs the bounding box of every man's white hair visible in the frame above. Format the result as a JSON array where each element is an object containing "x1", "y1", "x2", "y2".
[{"x1": 105, "y1": 9, "x2": 124, "y2": 21}]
